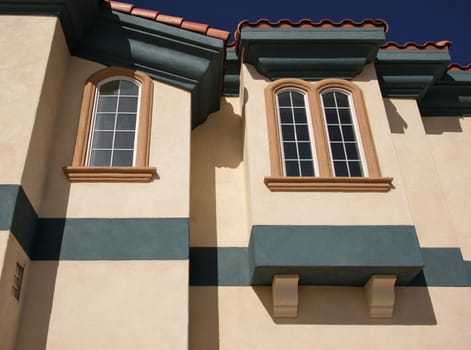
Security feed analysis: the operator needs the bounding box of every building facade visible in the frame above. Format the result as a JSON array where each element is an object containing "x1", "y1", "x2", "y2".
[{"x1": 0, "y1": 1, "x2": 470, "y2": 349}]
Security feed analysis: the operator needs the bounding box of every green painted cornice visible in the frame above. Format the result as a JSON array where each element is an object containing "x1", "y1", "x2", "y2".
[
  {"x1": 239, "y1": 27, "x2": 385, "y2": 80},
  {"x1": 375, "y1": 49, "x2": 450, "y2": 99},
  {"x1": 0, "y1": 0, "x2": 226, "y2": 127},
  {"x1": 224, "y1": 47, "x2": 241, "y2": 96}
]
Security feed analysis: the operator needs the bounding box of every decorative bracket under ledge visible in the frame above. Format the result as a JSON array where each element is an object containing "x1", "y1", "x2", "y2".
[
  {"x1": 364, "y1": 275, "x2": 397, "y2": 318},
  {"x1": 272, "y1": 274, "x2": 299, "y2": 318},
  {"x1": 63, "y1": 166, "x2": 158, "y2": 182},
  {"x1": 264, "y1": 176, "x2": 393, "y2": 192}
]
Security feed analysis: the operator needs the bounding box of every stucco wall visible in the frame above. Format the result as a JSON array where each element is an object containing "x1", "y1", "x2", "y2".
[
  {"x1": 16, "y1": 260, "x2": 188, "y2": 350},
  {"x1": 40, "y1": 57, "x2": 192, "y2": 219},
  {"x1": 0, "y1": 16, "x2": 68, "y2": 212},
  {"x1": 190, "y1": 97, "x2": 249, "y2": 247},
  {"x1": 241, "y1": 63, "x2": 412, "y2": 226}
]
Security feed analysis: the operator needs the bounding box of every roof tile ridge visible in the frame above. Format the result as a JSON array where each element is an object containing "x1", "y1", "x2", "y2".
[
  {"x1": 448, "y1": 63, "x2": 471, "y2": 71},
  {"x1": 382, "y1": 40, "x2": 452, "y2": 50}
]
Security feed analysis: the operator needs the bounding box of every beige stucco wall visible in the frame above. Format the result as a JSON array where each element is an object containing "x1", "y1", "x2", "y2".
[
  {"x1": 0, "y1": 232, "x2": 29, "y2": 350},
  {"x1": 190, "y1": 286, "x2": 471, "y2": 350},
  {"x1": 40, "y1": 57, "x2": 192, "y2": 218},
  {"x1": 16, "y1": 260, "x2": 188, "y2": 350},
  {"x1": 423, "y1": 117, "x2": 471, "y2": 259},
  {"x1": 0, "y1": 16, "x2": 68, "y2": 212},
  {"x1": 241, "y1": 63, "x2": 412, "y2": 227},
  {"x1": 190, "y1": 97, "x2": 249, "y2": 247}
]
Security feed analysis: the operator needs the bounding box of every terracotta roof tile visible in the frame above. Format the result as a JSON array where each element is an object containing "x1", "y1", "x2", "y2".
[
  {"x1": 101, "y1": 1, "x2": 230, "y2": 43},
  {"x1": 382, "y1": 41, "x2": 451, "y2": 50},
  {"x1": 448, "y1": 63, "x2": 471, "y2": 72},
  {"x1": 231, "y1": 18, "x2": 389, "y2": 46},
  {"x1": 130, "y1": 7, "x2": 159, "y2": 20}
]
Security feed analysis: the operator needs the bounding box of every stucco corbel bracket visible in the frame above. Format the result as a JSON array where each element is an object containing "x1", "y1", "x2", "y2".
[
  {"x1": 272, "y1": 274, "x2": 299, "y2": 318},
  {"x1": 364, "y1": 274, "x2": 397, "y2": 318}
]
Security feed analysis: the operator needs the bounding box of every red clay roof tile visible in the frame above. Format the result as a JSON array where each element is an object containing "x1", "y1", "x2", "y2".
[
  {"x1": 448, "y1": 63, "x2": 471, "y2": 71},
  {"x1": 207, "y1": 28, "x2": 231, "y2": 41},
  {"x1": 156, "y1": 14, "x2": 184, "y2": 27},
  {"x1": 181, "y1": 21, "x2": 210, "y2": 34},
  {"x1": 130, "y1": 7, "x2": 159, "y2": 20},
  {"x1": 382, "y1": 41, "x2": 451, "y2": 50},
  {"x1": 102, "y1": 0, "x2": 133, "y2": 13}
]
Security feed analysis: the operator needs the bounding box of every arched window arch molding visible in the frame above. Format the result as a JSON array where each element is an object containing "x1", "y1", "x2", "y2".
[
  {"x1": 264, "y1": 78, "x2": 392, "y2": 191},
  {"x1": 64, "y1": 67, "x2": 157, "y2": 182}
]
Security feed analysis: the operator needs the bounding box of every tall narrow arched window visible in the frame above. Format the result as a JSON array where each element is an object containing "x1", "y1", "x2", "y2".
[
  {"x1": 64, "y1": 67, "x2": 157, "y2": 182},
  {"x1": 276, "y1": 89, "x2": 317, "y2": 176},
  {"x1": 321, "y1": 89, "x2": 366, "y2": 177}
]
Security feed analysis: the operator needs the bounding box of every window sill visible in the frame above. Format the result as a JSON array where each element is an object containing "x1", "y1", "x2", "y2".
[
  {"x1": 63, "y1": 166, "x2": 158, "y2": 182},
  {"x1": 264, "y1": 176, "x2": 393, "y2": 192}
]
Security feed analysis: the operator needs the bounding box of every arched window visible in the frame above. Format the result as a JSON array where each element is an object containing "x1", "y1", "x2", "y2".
[
  {"x1": 64, "y1": 67, "x2": 157, "y2": 182},
  {"x1": 264, "y1": 78, "x2": 392, "y2": 191}
]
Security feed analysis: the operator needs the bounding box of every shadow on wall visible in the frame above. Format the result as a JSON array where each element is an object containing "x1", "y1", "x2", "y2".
[
  {"x1": 189, "y1": 287, "x2": 220, "y2": 350},
  {"x1": 384, "y1": 99, "x2": 408, "y2": 134},
  {"x1": 422, "y1": 116, "x2": 463, "y2": 134},
  {"x1": 253, "y1": 285, "x2": 437, "y2": 325}
]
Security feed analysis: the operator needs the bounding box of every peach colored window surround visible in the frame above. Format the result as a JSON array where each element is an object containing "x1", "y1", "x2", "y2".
[
  {"x1": 264, "y1": 78, "x2": 392, "y2": 192},
  {"x1": 64, "y1": 67, "x2": 157, "y2": 182}
]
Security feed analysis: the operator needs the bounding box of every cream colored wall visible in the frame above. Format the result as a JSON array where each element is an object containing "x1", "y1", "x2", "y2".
[
  {"x1": 0, "y1": 232, "x2": 29, "y2": 350},
  {"x1": 423, "y1": 117, "x2": 471, "y2": 259},
  {"x1": 241, "y1": 63, "x2": 412, "y2": 227},
  {"x1": 386, "y1": 100, "x2": 460, "y2": 248},
  {"x1": 16, "y1": 260, "x2": 188, "y2": 350},
  {"x1": 190, "y1": 286, "x2": 471, "y2": 350},
  {"x1": 0, "y1": 16, "x2": 68, "y2": 212},
  {"x1": 40, "y1": 57, "x2": 192, "y2": 218},
  {"x1": 190, "y1": 97, "x2": 248, "y2": 247}
]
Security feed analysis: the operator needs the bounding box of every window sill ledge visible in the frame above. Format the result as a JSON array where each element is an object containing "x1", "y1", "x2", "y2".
[
  {"x1": 63, "y1": 166, "x2": 158, "y2": 182},
  {"x1": 264, "y1": 176, "x2": 393, "y2": 192}
]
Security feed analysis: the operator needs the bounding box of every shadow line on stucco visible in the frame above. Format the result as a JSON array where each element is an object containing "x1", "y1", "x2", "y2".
[
  {"x1": 384, "y1": 99, "x2": 408, "y2": 134},
  {"x1": 253, "y1": 285, "x2": 437, "y2": 325},
  {"x1": 422, "y1": 116, "x2": 463, "y2": 134}
]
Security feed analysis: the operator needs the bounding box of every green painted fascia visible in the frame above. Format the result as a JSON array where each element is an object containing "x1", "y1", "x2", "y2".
[
  {"x1": 249, "y1": 225, "x2": 424, "y2": 286},
  {"x1": 224, "y1": 47, "x2": 241, "y2": 96},
  {"x1": 239, "y1": 27, "x2": 385, "y2": 80}
]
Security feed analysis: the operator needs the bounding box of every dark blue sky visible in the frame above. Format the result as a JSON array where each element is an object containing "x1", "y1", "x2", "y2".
[{"x1": 132, "y1": 0, "x2": 470, "y2": 65}]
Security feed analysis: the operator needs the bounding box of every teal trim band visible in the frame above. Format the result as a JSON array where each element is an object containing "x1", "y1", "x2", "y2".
[
  {"x1": 190, "y1": 248, "x2": 250, "y2": 286},
  {"x1": 33, "y1": 218, "x2": 189, "y2": 260},
  {"x1": 249, "y1": 225, "x2": 424, "y2": 286},
  {"x1": 0, "y1": 185, "x2": 38, "y2": 256}
]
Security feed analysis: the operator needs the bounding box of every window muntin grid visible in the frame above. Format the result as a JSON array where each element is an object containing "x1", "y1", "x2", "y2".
[
  {"x1": 276, "y1": 89, "x2": 318, "y2": 176},
  {"x1": 87, "y1": 78, "x2": 140, "y2": 167},
  {"x1": 321, "y1": 90, "x2": 366, "y2": 177}
]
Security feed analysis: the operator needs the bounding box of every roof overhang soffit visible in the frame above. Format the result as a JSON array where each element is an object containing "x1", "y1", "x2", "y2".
[
  {"x1": 0, "y1": 0, "x2": 225, "y2": 127},
  {"x1": 239, "y1": 28, "x2": 386, "y2": 80}
]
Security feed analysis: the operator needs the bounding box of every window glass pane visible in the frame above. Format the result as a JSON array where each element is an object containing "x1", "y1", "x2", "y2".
[
  {"x1": 279, "y1": 108, "x2": 293, "y2": 123},
  {"x1": 345, "y1": 142, "x2": 360, "y2": 160},
  {"x1": 333, "y1": 161, "x2": 349, "y2": 176},
  {"x1": 119, "y1": 80, "x2": 139, "y2": 95},
  {"x1": 281, "y1": 125, "x2": 295, "y2": 141},
  {"x1": 330, "y1": 142, "x2": 345, "y2": 160},
  {"x1": 293, "y1": 108, "x2": 307, "y2": 123},
  {"x1": 95, "y1": 114, "x2": 116, "y2": 130},
  {"x1": 322, "y1": 92, "x2": 336, "y2": 107},
  {"x1": 277, "y1": 92, "x2": 291, "y2": 107},
  {"x1": 296, "y1": 125, "x2": 310, "y2": 141},
  {"x1": 114, "y1": 132, "x2": 135, "y2": 149},
  {"x1": 112, "y1": 150, "x2": 134, "y2": 166},
  {"x1": 283, "y1": 142, "x2": 298, "y2": 159},
  {"x1": 328, "y1": 125, "x2": 342, "y2": 141},
  {"x1": 118, "y1": 97, "x2": 138, "y2": 113},
  {"x1": 89, "y1": 150, "x2": 112, "y2": 166},
  {"x1": 97, "y1": 97, "x2": 118, "y2": 112},
  {"x1": 342, "y1": 125, "x2": 355, "y2": 141},
  {"x1": 348, "y1": 161, "x2": 363, "y2": 177},
  {"x1": 100, "y1": 81, "x2": 119, "y2": 95},
  {"x1": 324, "y1": 108, "x2": 338, "y2": 124},
  {"x1": 298, "y1": 142, "x2": 312, "y2": 159},
  {"x1": 291, "y1": 92, "x2": 305, "y2": 107},
  {"x1": 338, "y1": 109, "x2": 352, "y2": 124},
  {"x1": 300, "y1": 161, "x2": 314, "y2": 176},
  {"x1": 92, "y1": 131, "x2": 113, "y2": 148},
  {"x1": 285, "y1": 161, "x2": 300, "y2": 176},
  {"x1": 335, "y1": 92, "x2": 349, "y2": 107},
  {"x1": 116, "y1": 114, "x2": 136, "y2": 130}
]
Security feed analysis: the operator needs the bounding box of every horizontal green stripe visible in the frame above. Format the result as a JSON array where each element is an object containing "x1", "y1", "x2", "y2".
[{"x1": 34, "y1": 218, "x2": 189, "y2": 260}]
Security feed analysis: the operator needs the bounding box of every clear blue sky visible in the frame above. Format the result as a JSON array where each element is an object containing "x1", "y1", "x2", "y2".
[{"x1": 132, "y1": 0, "x2": 470, "y2": 65}]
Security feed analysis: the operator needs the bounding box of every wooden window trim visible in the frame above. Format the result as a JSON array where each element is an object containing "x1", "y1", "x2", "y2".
[
  {"x1": 64, "y1": 67, "x2": 157, "y2": 182},
  {"x1": 264, "y1": 78, "x2": 392, "y2": 192}
]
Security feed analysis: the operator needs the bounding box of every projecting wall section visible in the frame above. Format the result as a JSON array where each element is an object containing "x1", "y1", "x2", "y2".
[{"x1": 241, "y1": 63, "x2": 413, "y2": 228}]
